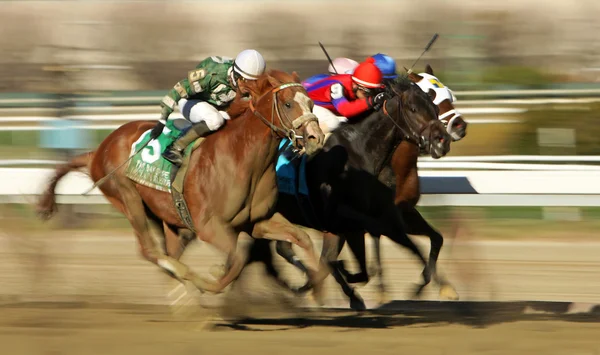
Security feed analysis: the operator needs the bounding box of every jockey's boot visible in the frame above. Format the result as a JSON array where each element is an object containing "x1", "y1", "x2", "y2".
[{"x1": 162, "y1": 121, "x2": 211, "y2": 166}]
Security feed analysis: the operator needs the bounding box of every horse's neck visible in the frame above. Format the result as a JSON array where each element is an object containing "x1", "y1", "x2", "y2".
[
  {"x1": 231, "y1": 110, "x2": 280, "y2": 170},
  {"x1": 337, "y1": 111, "x2": 399, "y2": 173}
]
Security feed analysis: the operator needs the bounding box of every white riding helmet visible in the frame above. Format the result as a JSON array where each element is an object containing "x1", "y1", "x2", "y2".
[
  {"x1": 233, "y1": 49, "x2": 266, "y2": 80},
  {"x1": 328, "y1": 57, "x2": 359, "y2": 75}
]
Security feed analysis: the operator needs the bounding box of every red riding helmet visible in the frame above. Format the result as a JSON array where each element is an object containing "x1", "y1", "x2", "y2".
[{"x1": 352, "y1": 57, "x2": 385, "y2": 89}]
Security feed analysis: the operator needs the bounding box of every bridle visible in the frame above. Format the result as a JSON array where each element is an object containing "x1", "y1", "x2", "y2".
[
  {"x1": 381, "y1": 84, "x2": 438, "y2": 154},
  {"x1": 248, "y1": 82, "x2": 318, "y2": 151},
  {"x1": 412, "y1": 73, "x2": 463, "y2": 140},
  {"x1": 439, "y1": 108, "x2": 463, "y2": 141}
]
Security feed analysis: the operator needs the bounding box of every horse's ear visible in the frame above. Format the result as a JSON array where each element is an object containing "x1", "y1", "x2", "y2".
[
  {"x1": 425, "y1": 64, "x2": 434, "y2": 75},
  {"x1": 407, "y1": 71, "x2": 423, "y2": 82},
  {"x1": 267, "y1": 75, "x2": 281, "y2": 89},
  {"x1": 427, "y1": 88, "x2": 436, "y2": 102},
  {"x1": 292, "y1": 71, "x2": 301, "y2": 84}
]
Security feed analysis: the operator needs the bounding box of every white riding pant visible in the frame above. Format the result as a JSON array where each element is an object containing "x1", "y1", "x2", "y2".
[
  {"x1": 312, "y1": 105, "x2": 348, "y2": 135},
  {"x1": 178, "y1": 99, "x2": 230, "y2": 131}
]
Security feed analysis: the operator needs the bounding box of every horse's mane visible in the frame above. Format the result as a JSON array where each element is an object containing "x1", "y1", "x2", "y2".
[
  {"x1": 227, "y1": 69, "x2": 290, "y2": 119},
  {"x1": 385, "y1": 74, "x2": 439, "y2": 116},
  {"x1": 384, "y1": 74, "x2": 415, "y2": 95}
]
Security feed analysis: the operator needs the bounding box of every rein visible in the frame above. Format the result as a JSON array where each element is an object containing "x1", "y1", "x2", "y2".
[
  {"x1": 248, "y1": 82, "x2": 318, "y2": 148},
  {"x1": 373, "y1": 86, "x2": 437, "y2": 178},
  {"x1": 381, "y1": 87, "x2": 436, "y2": 151}
]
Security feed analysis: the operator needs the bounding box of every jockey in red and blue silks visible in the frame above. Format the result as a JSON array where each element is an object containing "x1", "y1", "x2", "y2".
[
  {"x1": 305, "y1": 57, "x2": 390, "y2": 133},
  {"x1": 302, "y1": 57, "x2": 359, "y2": 89}
]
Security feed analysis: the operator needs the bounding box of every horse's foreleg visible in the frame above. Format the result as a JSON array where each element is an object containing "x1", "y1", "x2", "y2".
[
  {"x1": 369, "y1": 233, "x2": 389, "y2": 304},
  {"x1": 252, "y1": 213, "x2": 327, "y2": 305},
  {"x1": 274, "y1": 240, "x2": 312, "y2": 294},
  {"x1": 194, "y1": 216, "x2": 251, "y2": 293},
  {"x1": 320, "y1": 232, "x2": 366, "y2": 311},
  {"x1": 402, "y1": 206, "x2": 459, "y2": 301},
  {"x1": 379, "y1": 205, "x2": 433, "y2": 299},
  {"x1": 335, "y1": 230, "x2": 369, "y2": 284},
  {"x1": 248, "y1": 239, "x2": 301, "y2": 295}
]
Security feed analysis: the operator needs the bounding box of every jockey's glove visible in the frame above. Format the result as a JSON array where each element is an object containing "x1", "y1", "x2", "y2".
[
  {"x1": 148, "y1": 106, "x2": 172, "y2": 139},
  {"x1": 150, "y1": 121, "x2": 165, "y2": 140},
  {"x1": 368, "y1": 91, "x2": 391, "y2": 111}
]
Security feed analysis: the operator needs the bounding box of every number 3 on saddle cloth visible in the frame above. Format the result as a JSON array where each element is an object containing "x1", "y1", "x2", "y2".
[{"x1": 124, "y1": 119, "x2": 196, "y2": 193}]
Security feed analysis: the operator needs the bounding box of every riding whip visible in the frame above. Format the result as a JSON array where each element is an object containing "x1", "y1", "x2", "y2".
[
  {"x1": 318, "y1": 41, "x2": 339, "y2": 74},
  {"x1": 406, "y1": 33, "x2": 439, "y2": 74},
  {"x1": 80, "y1": 137, "x2": 153, "y2": 196}
]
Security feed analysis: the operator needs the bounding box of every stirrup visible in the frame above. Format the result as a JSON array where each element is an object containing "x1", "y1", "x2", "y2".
[{"x1": 162, "y1": 147, "x2": 183, "y2": 165}]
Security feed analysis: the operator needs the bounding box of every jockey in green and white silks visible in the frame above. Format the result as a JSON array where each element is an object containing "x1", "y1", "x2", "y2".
[{"x1": 152, "y1": 49, "x2": 267, "y2": 166}]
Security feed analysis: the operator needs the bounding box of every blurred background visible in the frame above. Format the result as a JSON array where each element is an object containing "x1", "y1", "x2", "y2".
[{"x1": 1, "y1": 0, "x2": 600, "y2": 307}]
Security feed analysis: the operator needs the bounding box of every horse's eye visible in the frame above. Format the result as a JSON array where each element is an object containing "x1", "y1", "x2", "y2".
[
  {"x1": 410, "y1": 107, "x2": 417, "y2": 113},
  {"x1": 285, "y1": 102, "x2": 292, "y2": 108}
]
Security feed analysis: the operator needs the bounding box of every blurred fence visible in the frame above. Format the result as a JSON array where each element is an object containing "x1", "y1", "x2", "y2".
[{"x1": 3, "y1": 167, "x2": 600, "y2": 207}]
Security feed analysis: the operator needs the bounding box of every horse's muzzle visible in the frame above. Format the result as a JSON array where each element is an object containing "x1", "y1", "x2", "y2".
[
  {"x1": 429, "y1": 132, "x2": 451, "y2": 159},
  {"x1": 448, "y1": 118, "x2": 468, "y2": 142},
  {"x1": 303, "y1": 120, "x2": 325, "y2": 156}
]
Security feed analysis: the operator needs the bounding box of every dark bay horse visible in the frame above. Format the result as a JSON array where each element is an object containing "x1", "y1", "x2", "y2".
[
  {"x1": 326, "y1": 65, "x2": 469, "y2": 304},
  {"x1": 269, "y1": 78, "x2": 454, "y2": 309},
  {"x1": 36, "y1": 69, "x2": 328, "y2": 298},
  {"x1": 282, "y1": 66, "x2": 469, "y2": 307},
  {"x1": 353, "y1": 65, "x2": 468, "y2": 302}
]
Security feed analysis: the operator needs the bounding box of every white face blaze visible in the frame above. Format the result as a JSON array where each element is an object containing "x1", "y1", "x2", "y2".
[
  {"x1": 293, "y1": 91, "x2": 313, "y2": 116},
  {"x1": 291, "y1": 91, "x2": 321, "y2": 144}
]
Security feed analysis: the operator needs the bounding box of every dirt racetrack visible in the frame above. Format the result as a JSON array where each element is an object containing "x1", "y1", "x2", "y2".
[
  {"x1": 1, "y1": 230, "x2": 600, "y2": 354},
  {"x1": 1, "y1": 300, "x2": 600, "y2": 355}
]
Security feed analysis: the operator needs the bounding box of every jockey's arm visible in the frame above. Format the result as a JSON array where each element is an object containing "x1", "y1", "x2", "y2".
[
  {"x1": 159, "y1": 59, "x2": 214, "y2": 122},
  {"x1": 330, "y1": 83, "x2": 370, "y2": 119}
]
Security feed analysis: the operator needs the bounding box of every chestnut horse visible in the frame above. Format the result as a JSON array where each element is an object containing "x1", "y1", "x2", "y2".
[{"x1": 36, "y1": 69, "x2": 327, "y2": 298}]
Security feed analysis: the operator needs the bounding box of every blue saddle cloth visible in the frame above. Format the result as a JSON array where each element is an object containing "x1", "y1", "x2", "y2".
[{"x1": 275, "y1": 139, "x2": 309, "y2": 196}]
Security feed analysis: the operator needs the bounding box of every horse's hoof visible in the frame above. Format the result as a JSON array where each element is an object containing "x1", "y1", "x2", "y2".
[
  {"x1": 350, "y1": 295, "x2": 367, "y2": 311},
  {"x1": 439, "y1": 284, "x2": 459, "y2": 301}
]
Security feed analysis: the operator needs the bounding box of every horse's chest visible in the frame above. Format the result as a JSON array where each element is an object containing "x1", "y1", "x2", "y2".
[{"x1": 248, "y1": 166, "x2": 278, "y2": 222}]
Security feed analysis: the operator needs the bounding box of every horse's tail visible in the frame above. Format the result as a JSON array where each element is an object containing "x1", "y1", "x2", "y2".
[{"x1": 36, "y1": 150, "x2": 95, "y2": 220}]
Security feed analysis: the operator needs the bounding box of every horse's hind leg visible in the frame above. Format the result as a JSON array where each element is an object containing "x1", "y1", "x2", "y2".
[
  {"x1": 402, "y1": 206, "x2": 459, "y2": 300},
  {"x1": 164, "y1": 222, "x2": 195, "y2": 261},
  {"x1": 109, "y1": 178, "x2": 219, "y2": 293}
]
